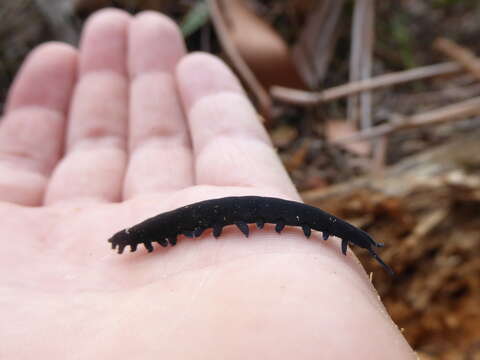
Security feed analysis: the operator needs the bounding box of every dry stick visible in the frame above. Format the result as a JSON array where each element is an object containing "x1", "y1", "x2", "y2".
[
  {"x1": 292, "y1": 0, "x2": 345, "y2": 87},
  {"x1": 271, "y1": 62, "x2": 463, "y2": 105},
  {"x1": 371, "y1": 135, "x2": 388, "y2": 175},
  {"x1": 312, "y1": 1, "x2": 345, "y2": 84},
  {"x1": 207, "y1": 0, "x2": 271, "y2": 119},
  {"x1": 332, "y1": 96, "x2": 480, "y2": 143},
  {"x1": 353, "y1": 0, "x2": 382, "y2": 170},
  {"x1": 434, "y1": 38, "x2": 480, "y2": 80},
  {"x1": 348, "y1": 0, "x2": 365, "y2": 124},
  {"x1": 360, "y1": 0, "x2": 375, "y2": 130},
  {"x1": 348, "y1": 0, "x2": 375, "y2": 129},
  {"x1": 34, "y1": 0, "x2": 79, "y2": 44}
]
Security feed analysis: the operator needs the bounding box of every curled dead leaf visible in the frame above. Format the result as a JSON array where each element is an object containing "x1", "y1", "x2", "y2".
[{"x1": 216, "y1": 0, "x2": 306, "y2": 89}]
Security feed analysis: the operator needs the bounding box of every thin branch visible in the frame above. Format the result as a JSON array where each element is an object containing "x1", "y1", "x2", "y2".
[
  {"x1": 332, "y1": 96, "x2": 480, "y2": 143},
  {"x1": 434, "y1": 37, "x2": 480, "y2": 81},
  {"x1": 360, "y1": 0, "x2": 374, "y2": 129},
  {"x1": 348, "y1": 0, "x2": 375, "y2": 129},
  {"x1": 271, "y1": 62, "x2": 463, "y2": 105},
  {"x1": 292, "y1": 0, "x2": 345, "y2": 87},
  {"x1": 371, "y1": 136, "x2": 388, "y2": 174},
  {"x1": 34, "y1": 0, "x2": 79, "y2": 44},
  {"x1": 348, "y1": 0, "x2": 363, "y2": 123},
  {"x1": 207, "y1": 0, "x2": 271, "y2": 118}
]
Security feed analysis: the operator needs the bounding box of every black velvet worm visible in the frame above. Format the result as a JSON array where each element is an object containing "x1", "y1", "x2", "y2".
[{"x1": 108, "y1": 196, "x2": 394, "y2": 275}]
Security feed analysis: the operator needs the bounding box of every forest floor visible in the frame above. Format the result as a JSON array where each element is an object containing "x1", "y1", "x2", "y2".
[{"x1": 1, "y1": 1, "x2": 479, "y2": 358}]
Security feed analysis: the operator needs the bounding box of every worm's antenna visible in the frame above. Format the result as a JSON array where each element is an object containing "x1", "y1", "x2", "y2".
[{"x1": 368, "y1": 247, "x2": 395, "y2": 276}]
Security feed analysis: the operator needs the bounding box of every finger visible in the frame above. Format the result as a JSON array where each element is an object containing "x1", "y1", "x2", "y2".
[
  {"x1": 0, "y1": 43, "x2": 77, "y2": 206},
  {"x1": 45, "y1": 9, "x2": 130, "y2": 204},
  {"x1": 176, "y1": 54, "x2": 298, "y2": 199},
  {"x1": 124, "y1": 11, "x2": 192, "y2": 199}
]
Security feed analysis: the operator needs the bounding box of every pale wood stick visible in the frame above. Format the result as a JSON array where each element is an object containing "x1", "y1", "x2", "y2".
[
  {"x1": 292, "y1": 0, "x2": 345, "y2": 87},
  {"x1": 359, "y1": 0, "x2": 374, "y2": 130},
  {"x1": 434, "y1": 38, "x2": 480, "y2": 81},
  {"x1": 371, "y1": 136, "x2": 388, "y2": 174},
  {"x1": 271, "y1": 62, "x2": 463, "y2": 105},
  {"x1": 348, "y1": 0, "x2": 368, "y2": 124},
  {"x1": 347, "y1": 0, "x2": 375, "y2": 129},
  {"x1": 35, "y1": 0, "x2": 79, "y2": 44},
  {"x1": 207, "y1": 0, "x2": 272, "y2": 118},
  {"x1": 332, "y1": 96, "x2": 480, "y2": 143}
]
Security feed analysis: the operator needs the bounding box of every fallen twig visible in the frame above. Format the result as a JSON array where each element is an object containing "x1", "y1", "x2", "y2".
[
  {"x1": 292, "y1": 0, "x2": 345, "y2": 87},
  {"x1": 348, "y1": 0, "x2": 375, "y2": 129},
  {"x1": 332, "y1": 96, "x2": 480, "y2": 143},
  {"x1": 434, "y1": 38, "x2": 480, "y2": 81},
  {"x1": 34, "y1": 0, "x2": 79, "y2": 44},
  {"x1": 207, "y1": 0, "x2": 272, "y2": 119},
  {"x1": 271, "y1": 62, "x2": 463, "y2": 106}
]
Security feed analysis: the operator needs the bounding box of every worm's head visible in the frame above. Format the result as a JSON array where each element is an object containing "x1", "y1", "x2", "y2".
[
  {"x1": 346, "y1": 226, "x2": 394, "y2": 276},
  {"x1": 363, "y1": 230, "x2": 384, "y2": 248},
  {"x1": 343, "y1": 224, "x2": 382, "y2": 250},
  {"x1": 361, "y1": 231, "x2": 395, "y2": 276},
  {"x1": 108, "y1": 228, "x2": 131, "y2": 254}
]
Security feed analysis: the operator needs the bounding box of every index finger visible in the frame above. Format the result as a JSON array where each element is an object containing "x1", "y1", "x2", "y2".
[{"x1": 176, "y1": 54, "x2": 299, "y2": 200}]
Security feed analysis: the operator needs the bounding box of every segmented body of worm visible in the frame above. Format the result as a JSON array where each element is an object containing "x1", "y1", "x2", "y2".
[{"x1": 108, "y1": 196, "x2": 394, "y2": 275}]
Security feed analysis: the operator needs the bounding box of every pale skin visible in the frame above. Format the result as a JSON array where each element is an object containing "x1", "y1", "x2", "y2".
[{"x1": 0, "y1": 9, "x2": 416, "y2": 359}]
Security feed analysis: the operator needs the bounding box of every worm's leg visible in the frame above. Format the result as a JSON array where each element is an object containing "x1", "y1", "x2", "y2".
[
  {"x1": 341, "y1": 239, "x2": 348, "y2": 255},
  {"x1": 235, "y1": 221, "x2": 249, "y2": 237},
  {"x1": 302, "y1": 225, "x2": 311, "y2": 238},
  {"x1": 256, "y1": 219, "x2": 265, "y2": 229},
  {"x1": 213, "y1": 224, "x2": 223, "y2": 238},
  {"x1": 275, "y1": 220, "x2": 285, "y2": 233}
]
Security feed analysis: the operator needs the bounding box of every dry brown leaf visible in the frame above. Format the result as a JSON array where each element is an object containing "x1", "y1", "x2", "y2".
[
  {"x1": 271, "y1": 124, "x2": 298, "y2": 148},
  {"x1": 325, "y1": 118, "x2": 371, "y2": 156},
  {"x1": 301, "y1": 174, "x2": 329, "y2": 190},
  {"x1": 285, "y1": 138, "x2": 311, "y2": 171},
  {"x1": 416, "y1": 352, "x2": 437, "y2": 360},
  {"x1": 222, "y1": 0, "x2": 306, "y2": 89}
]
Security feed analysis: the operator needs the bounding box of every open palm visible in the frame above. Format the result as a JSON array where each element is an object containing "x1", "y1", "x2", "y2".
[{"x1": 0, "y1": 9, "x2": 414, "y2": 359}]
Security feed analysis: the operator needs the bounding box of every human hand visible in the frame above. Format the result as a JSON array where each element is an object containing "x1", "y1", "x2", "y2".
[{"x1": 0, "y1": 9, "x2": 415, "y2": 359}]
